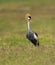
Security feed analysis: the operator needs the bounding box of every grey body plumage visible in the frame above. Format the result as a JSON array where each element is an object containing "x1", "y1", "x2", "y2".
[{"x1": 26, "y1": 30, "x2": 39, "y2": 46}]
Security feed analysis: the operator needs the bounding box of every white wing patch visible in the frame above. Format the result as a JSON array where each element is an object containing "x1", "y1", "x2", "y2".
[{"x1": 34, "y1": 33, "x2": 38, "y2": 40}]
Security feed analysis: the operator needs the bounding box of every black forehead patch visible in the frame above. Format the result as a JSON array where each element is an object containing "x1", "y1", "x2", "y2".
[{"x1": 28, "y1": 16, "x2": 31, "y2": 19}]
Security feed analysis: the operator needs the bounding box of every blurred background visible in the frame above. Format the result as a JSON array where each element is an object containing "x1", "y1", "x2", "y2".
[
  {"x1": 0, "y1": 0, "x2": 55, "y2": 65},
  {"x1": 0, "y1": 0, "x2": 55, "y2": 46}
]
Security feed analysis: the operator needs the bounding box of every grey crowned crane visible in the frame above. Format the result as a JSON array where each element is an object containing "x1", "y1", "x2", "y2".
[{"x1": 25, "y1": 13, "x2": 39, "y2": 46}]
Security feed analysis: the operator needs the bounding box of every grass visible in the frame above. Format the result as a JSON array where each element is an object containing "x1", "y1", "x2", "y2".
[
  {"x1": 0, "y1": 46, "x2": 55, "y2": 65},
  {"x1": 0, "y1": 0, "x2": 55, "y2": 65}
]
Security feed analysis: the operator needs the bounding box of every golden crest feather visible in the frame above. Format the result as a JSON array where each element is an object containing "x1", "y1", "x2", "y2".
[{"x1": 25, "y1": 13, "x2": 31, "y2": 22}]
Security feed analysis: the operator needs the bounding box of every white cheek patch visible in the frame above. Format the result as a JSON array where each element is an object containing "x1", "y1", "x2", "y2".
[
  {"x1": 28, "y1": 17, "x2": 30, "y2": 20},
  {"x1": 34, "y1": 33, "x2": 38, "y2": 40}
]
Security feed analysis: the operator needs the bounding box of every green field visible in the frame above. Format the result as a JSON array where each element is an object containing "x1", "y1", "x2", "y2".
[{"x1": 0, "y1": 0, "x2": 55, "y2": 65}]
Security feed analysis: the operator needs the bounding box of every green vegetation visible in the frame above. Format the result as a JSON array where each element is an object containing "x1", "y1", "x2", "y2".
[{"x1": 0, "y1": 0, "x2": 55, "y2": 65}]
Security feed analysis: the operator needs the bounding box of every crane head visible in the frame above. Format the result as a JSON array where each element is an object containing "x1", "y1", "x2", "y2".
[{"x1": 25, "y1": 13, "x2": 32, "y2": 22}]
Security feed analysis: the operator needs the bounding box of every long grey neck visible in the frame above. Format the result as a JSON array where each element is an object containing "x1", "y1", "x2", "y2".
[{"x1": 27, "y1": 21, "x2": 31, "y2": 31}]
